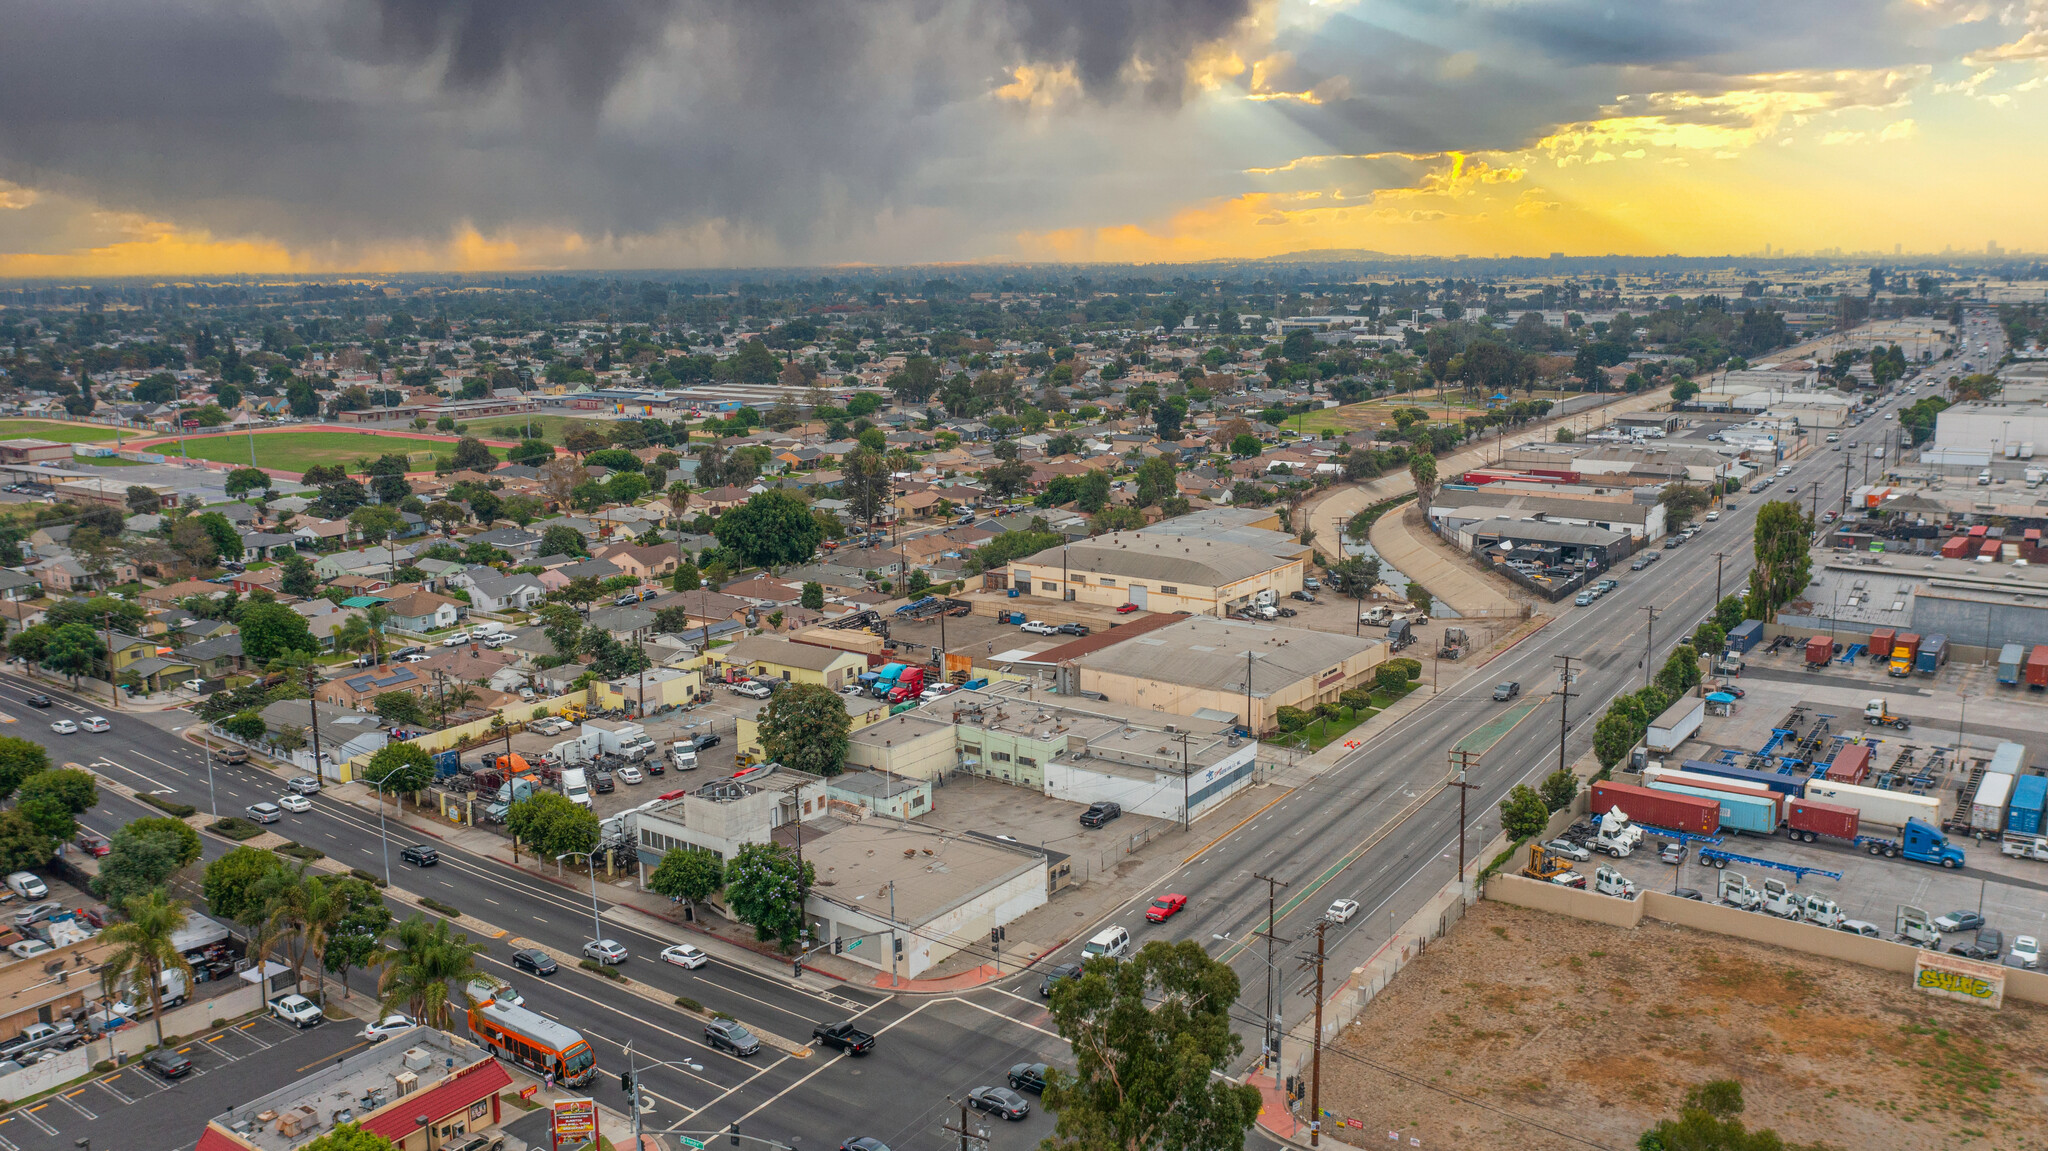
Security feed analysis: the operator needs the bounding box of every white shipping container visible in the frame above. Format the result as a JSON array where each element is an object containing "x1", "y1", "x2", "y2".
[
  {"x1": 1646, "y1": 696, "x2": 1706, "y2": 754},
  {"x1": 1973, "y1": 772, "x2": 2014, "y2": 834},
  {"x1": 1800, "y1": 779, "x2": 1940, "y2": 830}
]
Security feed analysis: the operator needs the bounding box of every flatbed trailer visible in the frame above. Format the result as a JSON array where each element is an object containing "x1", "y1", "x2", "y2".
[{"x1": 1698, "y1": 849, "x2": 1843, "y2": 884}]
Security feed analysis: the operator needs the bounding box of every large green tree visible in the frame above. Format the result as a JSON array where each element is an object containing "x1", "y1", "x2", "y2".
[
  {"x1": 841, "y1": 447, "x2": 893, "y2": 528},
  {"x1": 1638, "y1": 1080, "x2": 1794, "y2": 1151},
  {"x1": 506, "y1": 791, "x2": 599, "y2": 860},
  {"x1": 93, "y1": 816, "x2": 204, "y2": 907},
  {"x1": 379, "y1": 914, "x2": 485, "y2": 1028},
  {"x1": 203, "y1": 845, "x2": 286, "y2": 923},
  {"x1": 1746, "y1": 500, "x2": 1813, "y2": 622},
  {"x1": 713, "y1": 490, "x2": 824, "y2": 569},
  {"x1": 363, "y1": 741, "x2": 436, "y2": 799},
  {"x1": 1041, "y1": 939, "x2": 1264, "y2": 1151},
  {"x1": 238, "y1": 599, "x2": 321, "y2": 664},
  {"x1": 758, "y1": 683, "x2": 852, "y2": 777},
  {"x1": 0, "y1": 810, "x2": 52, "y2": 872},
  {"x1": 0, "y1": 737, "x2": 52, "y2": 801},
  {"x1": 723, "y1": 842, "x2": 814, "y2": 949},
  {"x1": 647, "y1": 848, "x2": 724, "y2": 906}
]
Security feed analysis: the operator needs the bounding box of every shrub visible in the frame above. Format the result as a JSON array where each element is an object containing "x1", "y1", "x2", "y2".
[
  {"x1": 420, "y1": 897, "x2": 462, "y2": 918},
  {"x1": 1387, "y1": 657, "x2": 1423, "y2": 680},
  {"x1": 141, "y1": 794, "x2": 198, "y2": 818},
  {"x1": 207, "y1": 817, "x2": 264, "y2": 841},
  {"x1": 580, "y1": 959, "x2": 624, "y2": 981},
  {"x1": 275, "y1": 842, "x2": 325, "y2": 862},
  {"x1": 349, "y1": 868, "x2": 389, "y2": 888},
  {"x1": 675, "y1": 996, "x2": 703, "y2": 1012}
]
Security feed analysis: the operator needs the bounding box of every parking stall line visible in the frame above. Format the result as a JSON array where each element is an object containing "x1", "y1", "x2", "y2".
[
  {"x1": 0, "y1": 1121, "x2": 17, "y2": 1151},
  {"x1": 18, "y1": 1104, "x2": 58, "y2": 1136},
  {"x1": 94, "y1": 1074, "x2": 136, "y2": 1104},
  {"x1": 54, "y1": 1090, "x2": 97, "y2": 1120},
  {"x1": 202, "y1": 1034, "x2": 243, "y2": 1061}
]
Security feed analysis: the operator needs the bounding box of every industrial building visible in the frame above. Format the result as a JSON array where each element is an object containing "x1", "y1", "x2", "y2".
[
  {"x1": 1429, "y1": 486, "x2": 1665, "y2": 543},
  {"x1": 1776, "y1": 555, "x2": 2048, "y2": 658},
  {"x1": 1067, "y1": 614, "x2": 1384, "y2": 734},
  {"x1": 1004, "y1": 532, "x2": 1304, "y2": 616}
]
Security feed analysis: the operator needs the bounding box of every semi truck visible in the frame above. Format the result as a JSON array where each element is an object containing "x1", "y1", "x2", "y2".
[
  {"x1": 1717, "y1": 871, "x2": 1763, "y2": 911},
  {"x1": 1998, "y1": 643, "x2": 2024, "y2": 685},
  {"x1": 1646, "y1": 696, "x2": 1705, "y2": 754},
  {"x1": 1647, "y1": 779, "x2": 1778, "y2": 834},
  {"x1": 1896, "y1": 905, "x2": 1942, "y2": 948},
  {"x1": 1589, "y1": 780, "x2": 1719, "y2": 836},
  {"x1": 1864, "y1": 698, "x2": 1911, "y2": 729},
  {"x1": 1784, "y1": 799, "x2": 1966, "y2": 866},
  {"x1": 1887, "y1": 632, "x2": 1922, "y2": 677}
]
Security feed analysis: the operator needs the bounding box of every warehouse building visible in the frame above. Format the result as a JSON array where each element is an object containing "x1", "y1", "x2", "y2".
[
  {"x1": 1776, "y1": 556, "x2": 2048, "y2": 658},
  {"x1": 1004, "y1": 532, "x2": 1304, "y2": 616},
  {"x1": 1069, "y1": 615, "x2": 1384, "y2": 735},
  {"x1": 1429, "y1": 487, "x2": 1665, "y2": 543}
]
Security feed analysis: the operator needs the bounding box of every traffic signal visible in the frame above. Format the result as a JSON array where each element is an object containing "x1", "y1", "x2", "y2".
[
  {"x1": 729, "y1": 1124, "x2": 741, "y2": 1148},
  {"x1": 990, "y1": 926, "x2": 1006, "y2": 945},
  {"x1": 832, "y1": 936, "x2": 843, "y2": 954},
  {"x1": 792, "y1": 960, "x2": 803, "y2": 978},
  {"x1": 620, "y1": 1071, "x2": 634, "y2": 1094}
]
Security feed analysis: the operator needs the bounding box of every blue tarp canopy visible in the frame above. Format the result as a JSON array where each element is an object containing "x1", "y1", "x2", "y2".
[{"x1": 1706, "y1": 692, "x2": 1738, "y2": 702}]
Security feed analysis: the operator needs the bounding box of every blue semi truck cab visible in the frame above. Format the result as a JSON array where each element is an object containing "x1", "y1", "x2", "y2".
[{"x1": 1902, "y1": 818, "x2": 1966, "y2": 868}]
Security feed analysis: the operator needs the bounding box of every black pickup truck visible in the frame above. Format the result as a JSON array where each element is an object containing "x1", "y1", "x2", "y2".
[{"x1": 811, "y1": 1021, "x2": 876, "y2": 1055}]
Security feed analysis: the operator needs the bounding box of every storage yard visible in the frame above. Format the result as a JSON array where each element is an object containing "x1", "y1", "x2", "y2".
[{"x1": 1322, "y1": 900, "x2": 2048, "y2": 1151}]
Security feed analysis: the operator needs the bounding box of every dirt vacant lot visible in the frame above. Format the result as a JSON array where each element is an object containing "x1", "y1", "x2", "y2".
[{"x1": 1321, "y1": 900, "x2": 2047, "y2": 1151}]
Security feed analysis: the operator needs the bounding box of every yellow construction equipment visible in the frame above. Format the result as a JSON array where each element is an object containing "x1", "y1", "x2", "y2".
[
  {"x1": 1521, "y1": 842, "x2": 1574, "y2": 882},
  {"x1": 558, "y1": 704, "x2": 587, "y2": 723}
]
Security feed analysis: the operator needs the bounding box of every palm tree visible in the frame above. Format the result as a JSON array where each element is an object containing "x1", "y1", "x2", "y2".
[
  {"x1": 379, "y1": 914, "x2": 485, "y2": 1029},
  {"x1": 99, "y1": 892, "x2": 196, "y2": 1047},
  {"x1": 436, "y1": 684, "x2": 479, "y2": 724}
]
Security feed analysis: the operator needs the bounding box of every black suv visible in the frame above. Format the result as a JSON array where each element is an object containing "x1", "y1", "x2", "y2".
[
  {"x1": 1080, "y1": 801, "x2": 1121, "y2": 828},
  {"x1": 400, "y1": 844, "x2": 439, "y2": 866},
  {"x1": 1951, "y1": 927, "x2": 2005, "y2": 961},
  {"x1": 22, "y1": 694, "x2": 51, "y2": 709},
  {"x1": 1008, "y1": 1062, "x2": 1049, "y2": 1093},
  {"x1": 1039, "y1": 962, "x2": 1082, "y2": 997},
  {"x1": 592, "y1": 771, "x2": 615, "y2": 794}
]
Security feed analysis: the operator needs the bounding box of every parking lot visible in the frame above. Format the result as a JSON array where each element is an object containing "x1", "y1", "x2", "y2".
[{"x1": 1, "y1": 1014, "x2": 362, "y2": 1151}]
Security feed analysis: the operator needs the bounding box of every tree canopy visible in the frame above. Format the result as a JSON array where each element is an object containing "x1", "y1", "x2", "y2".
[
  {"x1": 757, "y1": 683, "x2": 852, "y2": 777},
  {"x1": 713, "y1": 490, "x2": 824, "y2": 569}
]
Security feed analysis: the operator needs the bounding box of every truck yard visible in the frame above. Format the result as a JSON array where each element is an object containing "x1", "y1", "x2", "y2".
[{"x1": 1322, "y1": 899, "x2": 2048, "y2": 1151}]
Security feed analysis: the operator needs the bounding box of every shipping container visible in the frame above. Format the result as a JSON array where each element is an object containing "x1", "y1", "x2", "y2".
[
  {"x1": 2009, "y1": 775, "x2": 2048, "y2": 838},
  {"x1": 1999, "y1": 642, "x2": 2025, "y2": 685},
  {"x1": 1646, "y1": 696, "x2": 1705, "y2": 753},
  {"x1": 1647, "y1": 781, "x2": 1779, "y2": 834},
  {"x1": 2030, "y1": 645, "x2": 2048, "y2": 689},
  {"x1": 1896, "y1": 633, "x2": 1922, "y2": 661},
  {"x1": 1979, "y1": 539, "x2": 2002, "y2": 559},
  {"x1": 1679, "y1": 758, "x2": 1808, "y2": 797},
  {"x1": 1787, "y1": 798, "x2": 1860, "y2": 843},
  {"x1": 1987, "y1": 742, "x2": 2025, "y2": 777},
  {"x1": 1974, "y1": 772, "x2": 2014, "y2": 834},
  {"x1": 1826, "y1": 743, "x2": 1873, "y2": 785},
  {"x1": 1869, "y1": 628, "x2": 1897, "y2": 666},
  {"x1": 1725, "y1": 620, "x2": 1764, "y2": 654},
  {"x1": 1916, "y1": 634, "x2": 1948, "y2": 674},
  {"x1": 1805, "y1": 636, "x2": 1833, "y2": 667},
  {"x1": 1801, "y1": 779, "x2": 1942, "y2": 829},
  {"x1": 1589, "y1": 780, "x2": 1719, "y2": 835},
  {"x1": 1940, "y1": 536, "x2": 1972, "y2": 559},
  {"x1": 1969, "y1": 524, "x2": 1989, "y2": 538},
  {"x1": 1642, "y1": 767, "x2": 1785, "y2": 820}
]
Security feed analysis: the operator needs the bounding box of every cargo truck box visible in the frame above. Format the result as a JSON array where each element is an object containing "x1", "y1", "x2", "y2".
[
  {"x1": 1869, "y1": 628, "x2": 1896, "y2": 666},
  {"x1": 1725, "y1": 620, "x2": 1764, "y2": 654},
  {"x1": 1804, "y1": 636, "x2": 1833, "y2": 667},
  {"x1": 1974, "y1": 772, "x2": 2014, "y2": 835},
  {"x1": 1999, "y1": 642, "x2": 2025, "y2": 685},
  {"x1": 1647, "y1": 781, "x2": 1778, "y2": 835},
  {"x1": 1826, "y1": 743, "x2": 1872, "y2": 785},
  {"x1": 2008, "y1": 774, "x2": 2048, "y2": 837},
  {"x1": 1916, "y1": 634, "x2": 1948, "y2": 674},
  {"x1": 1987, "y1": 742, "x2": 2024, "y2": 776},
  {"x1": 1589, "y1": 780, "x2": 1719, "y2": 835},
  {"x1": 2029, "y1": 645, "x2": 2048, "y2": 689},
  {"x1": 1646, "y1": 696, "x2": 1705, "y2": 753},
  {"x1": 1801, "y1": 779, "x2": 1941, "y2": 830}
]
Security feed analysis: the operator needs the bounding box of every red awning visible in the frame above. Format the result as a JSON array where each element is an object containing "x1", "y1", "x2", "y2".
[{"x1": 361, "y1": 1060, "x2": 512, "y2": 1141}]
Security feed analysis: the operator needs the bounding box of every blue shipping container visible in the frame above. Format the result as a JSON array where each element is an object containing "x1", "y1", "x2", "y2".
[
  {"x1": 1679, "y1": 759, "x2": 1807, "y2": 798},
  {"x1": 1649, "y1": 781, "x2": 1779, "y2": 834},
  {"x1": 2010, "y1": 775, "x2": 2048, "y2": 837}
]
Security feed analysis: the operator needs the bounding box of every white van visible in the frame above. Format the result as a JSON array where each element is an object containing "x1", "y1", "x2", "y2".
[
  {"x1": 5, "y1": 872, "x2": 47, "y2": 900},
  {"x1": 1080, "y1": 926, "x2": 1131, "y2": 961},
  {"x1": 561, "y1": 768, "x2": 592, "y2": 809}
]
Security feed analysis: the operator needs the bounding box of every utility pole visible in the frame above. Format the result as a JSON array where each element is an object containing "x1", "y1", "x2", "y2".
[
  {"x1": 888, "y1": 879, "x2": 899, "y2": 989},
  {"x1": 305, "y1": 666, "x2": 323, "y2": 780},
  {"x1": 1306, "y1": 919, "x2": 1327, "y2": 1148},
  {"x1": 1175, "y1": 730, "x2": 1193, "y2": 831},
  {"x1": 1642, "y1": 604, "x2": 1660, "y2": 686},
  {"x1": 942, "y1": 1098, "x2": 989, "y2": 1151},
  {"x1": 101, "y1": 611, "x2": 118, "y2": 709},
  {"x1": 1448, "y1": 751, "x2": 1482, "y2": 892},
  {"x1": 1711, "y1": 552, "x2": 1726, "y2": 606},
  {"x1": 1553, "y1": 654, "x2": 1577, "y2": 778},
  {"x1": 1253, "y1": 871, "x2": 1290, "y2": 1070}
]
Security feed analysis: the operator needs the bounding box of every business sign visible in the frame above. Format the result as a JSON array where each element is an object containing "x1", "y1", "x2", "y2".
[
  {"x1": 1914, "y1": 950, "x2": 2006, "y2": 1009},
  {"x1": 551, "y1": 1098, "x2": 599, "y2": 1148}
]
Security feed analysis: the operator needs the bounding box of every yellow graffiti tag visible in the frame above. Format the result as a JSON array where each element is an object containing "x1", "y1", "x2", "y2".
[{"x1": 1917, "y1": 969, "x2": 1995, "y2": 999}]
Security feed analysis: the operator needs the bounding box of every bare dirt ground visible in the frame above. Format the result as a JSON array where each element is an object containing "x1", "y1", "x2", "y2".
[{"x1": 1320, "y1": 900, "x2": 2048, "y2": 1151}]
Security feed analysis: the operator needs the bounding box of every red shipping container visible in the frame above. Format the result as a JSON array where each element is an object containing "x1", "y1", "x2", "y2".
[
  {"x1": 2028, "y1": 645, "x2": 2048, "y2": 688},
  {"x1": 1590, "y1": 781, "x2": 1719, "y2": 834},
  {"x1": 1805, "y1": 636, "x2": 1833, "y2": 665},
  {"x1": 1970, "y1": 525, "x2": 1989, "y2": 538},
  {"x1": 2028, "y1": 529, "x2": 2042, "y2": 543},
  {"x1": 1869, "y1": 628, "x2": 1896, "y2": 661},
  {"x1": 1826, "y1": 743, "x2": 1872, "y2": 785},
  {"x1": 1787, "y1": 799, "x2": 1859, "y2": 842},
  {"x1": 1940, "y1": 537, "x2": 1971, "y2": 559},
  {"x1": 1979, "y1": 539, "x2": 2001, "y2": 559}
]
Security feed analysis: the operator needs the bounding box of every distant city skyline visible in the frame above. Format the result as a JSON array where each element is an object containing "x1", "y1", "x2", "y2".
[{"x1": 4, "y1": 1, "x2": 2048, "y2": 276}]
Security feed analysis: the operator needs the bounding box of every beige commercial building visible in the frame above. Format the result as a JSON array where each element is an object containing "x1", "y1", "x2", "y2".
[
  {"x1": 1005, "y1": 532, "x2": 1304, "y2": 616},
  {"x1": 1071, "y1": 615, "x2": 1385, "y2": 735}
]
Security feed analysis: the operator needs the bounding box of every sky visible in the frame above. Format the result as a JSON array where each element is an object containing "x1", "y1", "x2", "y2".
[{"x1": 3, "y1": 0, "x2": 2047, "y2": 277}]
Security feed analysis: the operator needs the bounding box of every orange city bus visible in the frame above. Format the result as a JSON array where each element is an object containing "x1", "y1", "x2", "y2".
[{"x1": 467, "y1": 998, "x2": 597, "y2": 1087}]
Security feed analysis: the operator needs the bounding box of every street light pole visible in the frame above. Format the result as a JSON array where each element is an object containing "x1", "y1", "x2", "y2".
[{"x1": 559, "y1": 851, "x2": 604, "y2": 944}]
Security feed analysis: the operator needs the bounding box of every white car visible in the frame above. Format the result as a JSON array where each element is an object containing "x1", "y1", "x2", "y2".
[
  {"x1": 278, "y1": 794, "x2": 312, "y2": 813},
  {"x1": 247, "y1": 802, "x2": 283, "y2": 823},
  {"x1": 1326, "y1": 899, "x2": 1361, "y2": 924},
  {"x1": 49, "y1": 720, "x2": 77, "y2": 735},
  {"x1": 660, "y1": 944, "x2": 710, "y2": 969},
  {"x1": 2011, "y1": 935, "x2": 2041, "y2": 970},
  {"x1": 402, "y1": 652, "x2": 431, "y2": 663},
  {"x1": 442, "y1": 632, "x2": 471, "y2": 646},
  {"x1": 287, "y1": 776, "x2": 322, "y2": 794},
  {"x1": 920, "y1": 684, "x2": 957, "y2": 701},
  {"x1": 81, "y1": 716, "x2": 109, "y2": 732},
  {"x1": 1019, "y1": 620, "x2": 1058, "y2": 635},
  {"x1": 730, "y1": 681, "x2": 772, "y2": 699},
  {"x1": 1705, "y1": 510, "x2": 1720, "y2": 521},
  {"x1": 583, "y1": 939, "x2": 628, "y2": 965},
  {"x1": 360, "y1": 1014, "x2": 416, "y2": 1042},
  {"x1": 616, "y1": 765, "x2": 645, "y2": 784},
  {"x1": 8, "y1": 939, "x2": 53, "y2": 960},
  {"x1": 269, "y1": 994, "x2": 324, "y2": 1028}
]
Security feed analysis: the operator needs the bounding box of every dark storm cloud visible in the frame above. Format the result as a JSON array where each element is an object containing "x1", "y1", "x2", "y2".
[{"x1": 0, "y1": 0, "x2": 1256, "y2": 259}]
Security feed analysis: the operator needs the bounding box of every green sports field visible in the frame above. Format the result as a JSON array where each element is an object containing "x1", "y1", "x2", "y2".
[
  {"x1": 0, "y1": 419, "x2": 128, "y2": 443},
  {"x1": 142, "y1": 430, "x2": 505, "y2": 474}
]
